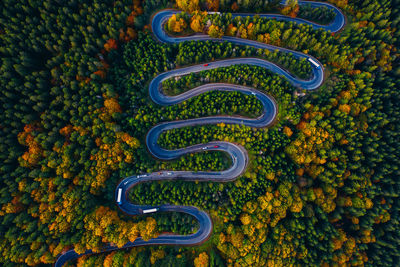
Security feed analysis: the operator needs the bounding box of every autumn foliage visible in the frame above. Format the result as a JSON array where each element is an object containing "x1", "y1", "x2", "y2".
[
  {"x1": 206, "y1": 0, "x2": 219, "y2": 12},
  {"x1": 190, "y1": 11, "x2": 207, "y2": 32},
  {"x1": 281, "y1": 0, "x2": 299, "y2": 18},
  {"x1": 168, "y1": 14, "x2": 188, "y2": 33},
  {"x1": 18, "y1": 124, "x2": 43, "y2": 167},
  {"x1": 104, "y1": 97, "x2": 123, "y2": 114},
  {"x1": 176, "y1": 0, "x2": 200, "y2": 13},
  {"x1": 208, "y1": 25, "x2": 224, "y2": 38},
  {"x1": 2, "y1": 0, "x2": 400, "y2": 265},
  {"x1": 78, "y1": 206, "x2": 159, "y2": 252},
  {"x1": 217, "y1": 182, "x2": 304, "y2": 265},
  {"x1": 104, "y1": 39, "x2": 118, "y2": 52},
  {"x1": 194, "y1": 252, "x2": 209, "y2": 267}
]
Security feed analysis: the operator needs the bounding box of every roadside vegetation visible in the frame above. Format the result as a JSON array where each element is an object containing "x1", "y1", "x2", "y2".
[
  {"x1": 0, "y1": 0, "x2": 399, "y2": 266},
  {"x1": 172, "y1": 41, "x2": 312, "y2": 80},
  {"x1": 298, "y1": 3, "x2": 336, "y2": 24}
]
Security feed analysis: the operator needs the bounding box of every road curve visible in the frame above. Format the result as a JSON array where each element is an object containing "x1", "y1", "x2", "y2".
[
  {"x1": 234, "y1": 0, "x2": 346, "y2": 33},
  {"x1": 55, "y1": 2, "x2": 345, "y2": 266}
]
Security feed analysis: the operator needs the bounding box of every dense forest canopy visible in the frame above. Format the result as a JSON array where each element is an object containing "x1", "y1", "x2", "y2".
[{"x1": 0, "y1": 0, "x2": 399, "y2": 266}]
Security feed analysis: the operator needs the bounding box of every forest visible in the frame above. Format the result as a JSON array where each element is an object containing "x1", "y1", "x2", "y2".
[{"x1": 0, "y1": 0, "x2": 399, "y2": 266}]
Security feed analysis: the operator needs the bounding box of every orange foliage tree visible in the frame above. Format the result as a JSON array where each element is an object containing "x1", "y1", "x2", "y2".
[
  {"x1": 206, "y1": 0, "x2": 219, "y2": 11},
  {"x1": 194, "y1": 252, "x2": 209, "y2": 267},
  {"x1": 18, "y1": 124, "x2": 43, "y2": 167},
  {"x1": 104, "y1": 39, "x2": 118, "y2": 52},
  {"x1": 231, "y1": 2, "x2": 239, "y2": 11}
]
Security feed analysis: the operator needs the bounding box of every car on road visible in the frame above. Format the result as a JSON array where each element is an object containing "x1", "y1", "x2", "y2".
[
  {"x1": 213, "y1": 145, "x2": 219, "y2": 148},
  {"x1": 167, "y1": 172, "x2": 173, "y2": 175},
  {"x1": 308, "y1": 57, "x2": 320, "y2": 68},
  {"x1": 203, "y1": 63, "x2": 209, "y2": 66},
  {"x1": 202, "y1": 146, "x2": 208, "y2": 150},
  {"x1": 117, "y1": 188, "x2": 123, "y2": 204},
  {"x1": 251, "y1": 92, "x2": 256, "y2": 96},
  {"x1": 143, "y1": 208, "x2": 159, "y2": 214}
]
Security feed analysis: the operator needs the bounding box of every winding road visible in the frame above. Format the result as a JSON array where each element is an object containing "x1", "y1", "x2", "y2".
[{"x1": 55, "y1": 1, "x2": 345, "y2": 266}]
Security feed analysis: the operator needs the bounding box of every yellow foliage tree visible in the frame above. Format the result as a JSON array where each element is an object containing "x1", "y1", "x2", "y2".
[
  {"x1": 82, "y1": 206, "x2": 158, "y2": 252},
  {"x1": 138, "y1": 217, "x2": 159, "y2": 241},
  {"x1": 190, "y1": 11, "x2": 206, "y2": 32},
  {"x1": 208, "y1": 24, "x2": 224, "y2": 38},
  {"x1": 168, "y1": 14, "x2": 188, "y2": 33},
  {"x1": 240, "y1": 213, "x2": 252, "y2": 225},
  {"x1": 176, "y1": 0, "x2": 199, "y2": 13},
  {"x1": 329, "y1": 0, "x2": 348, "y2": 9},
  {"x1": 150, "y1": 249, "x2": 166, "y2": 264},
  {"x1": 191, "y1": 18, "x2": 203, "y2": 32},
  {"x1": 104, "y1": 97, "x2": 122, "y2": 114}
]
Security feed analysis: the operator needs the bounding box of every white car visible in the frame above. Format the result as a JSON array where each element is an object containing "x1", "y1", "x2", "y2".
[
  {"x1": 167, "y1": 172, "x2": 173, "y2": 175},
  {"x1": 202, "y1": 147, "x2": 208, "y2": 150}
]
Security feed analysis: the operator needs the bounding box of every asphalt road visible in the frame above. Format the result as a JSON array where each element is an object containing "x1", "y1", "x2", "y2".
[{"x1": 55, "y1": 2, "x2": 345, "y2": 266}]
